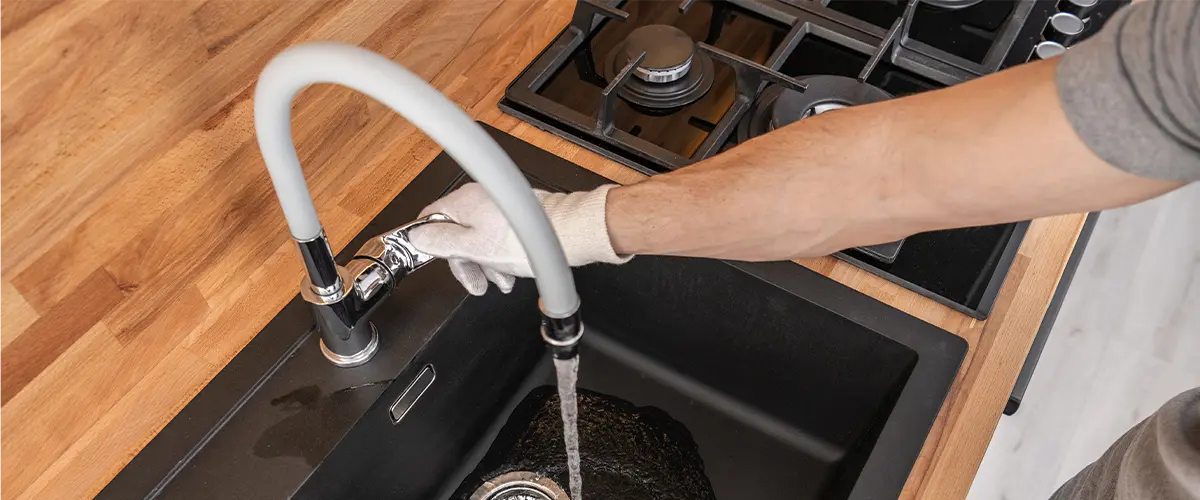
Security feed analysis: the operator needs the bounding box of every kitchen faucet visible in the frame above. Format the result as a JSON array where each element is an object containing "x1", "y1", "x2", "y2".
[{"x1": 254, "y1": 42, "x2": 583, "y2": 367}]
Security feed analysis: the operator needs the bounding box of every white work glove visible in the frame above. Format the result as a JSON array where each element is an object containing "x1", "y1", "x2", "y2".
[{"x1": 408, "y1": 183, "x2": 630, "y2": 296}]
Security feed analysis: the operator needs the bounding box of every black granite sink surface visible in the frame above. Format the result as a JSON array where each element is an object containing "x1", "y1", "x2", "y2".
[{"x1": 101, "y1": 123, "x2": 965, "y2": 500}]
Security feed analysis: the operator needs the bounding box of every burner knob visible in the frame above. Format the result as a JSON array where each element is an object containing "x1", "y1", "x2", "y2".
[
  {"x1": 1058, "y1": 0, "x2": 1098, "y2": 19},
  {"x1": 1032, "y1": 41, "x2": 1067, "y2": 60},
  {"x1": 1044, "y1": 12, "x2": 1086, "y2": 45}
]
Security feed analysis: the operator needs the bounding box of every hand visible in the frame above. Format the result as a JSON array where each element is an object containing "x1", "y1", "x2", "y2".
[{"x1": 408, "y1": 183, "x2": 630, "y2": 295}]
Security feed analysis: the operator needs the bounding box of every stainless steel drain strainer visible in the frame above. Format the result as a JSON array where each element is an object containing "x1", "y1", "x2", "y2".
[{"x1": 469, "y1": 471, "x2": 569, "y2": 500}]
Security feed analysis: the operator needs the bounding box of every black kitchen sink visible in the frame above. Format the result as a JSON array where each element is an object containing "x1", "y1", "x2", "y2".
[
  {"x1": 101, "y1": 124, "x2": 965, "y2": 500},
  {"x1": 298, "y1": 255, "x2": 963, "y2": 500}
]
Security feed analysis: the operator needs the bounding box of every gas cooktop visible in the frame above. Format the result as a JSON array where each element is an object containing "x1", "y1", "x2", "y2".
[{"x1": 500, "y1": 0, "x2": 1124, "y2": 318}]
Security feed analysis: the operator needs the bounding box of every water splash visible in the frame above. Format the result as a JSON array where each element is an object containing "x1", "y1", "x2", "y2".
[{"x1": 553, "y1": 356, "x2": 582, "y2": 500}]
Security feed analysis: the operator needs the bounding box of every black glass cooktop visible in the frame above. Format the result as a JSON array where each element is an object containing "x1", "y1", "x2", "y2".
[{"x1": 500, "y1": 0, "x2": 1126, "y2": 318}]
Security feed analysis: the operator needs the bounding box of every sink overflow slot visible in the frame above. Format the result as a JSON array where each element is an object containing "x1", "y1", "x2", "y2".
[{"x1": 390, "y1": 364, "x2": 436, "y2": 424}]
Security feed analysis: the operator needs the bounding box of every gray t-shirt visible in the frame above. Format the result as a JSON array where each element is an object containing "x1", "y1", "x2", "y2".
[
  {"x1": 1057, "y1": 0, "x2": 1200, "y2": 181},
  {"x1": 1052, "y1": 388, "x2": 1200, "y2": 499},
  {"x1": 1050, "y1": 2, "x2": 1199, "y2": 499}
]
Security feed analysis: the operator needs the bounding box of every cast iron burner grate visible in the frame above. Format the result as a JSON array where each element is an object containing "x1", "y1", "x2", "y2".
[
  {"x1": 499, "y1": 0, "x2": 1059, "y2": 174},
  {"x1": 499, "y1": 0, "x2": 1128, "y2": 318}
]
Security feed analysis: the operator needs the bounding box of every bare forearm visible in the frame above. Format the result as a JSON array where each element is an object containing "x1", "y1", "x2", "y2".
[{"x1": 606, "y1": 59, "x2": 1181, "y2": 261}]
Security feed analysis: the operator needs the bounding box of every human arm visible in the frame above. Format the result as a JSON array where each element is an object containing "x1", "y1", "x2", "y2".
[
  {"x1": 411, "y1": 0, "x2": 1197, "y2": 287},
  {"x1": 607, "y1": 59, "x2": 1186, "y2": 260},
  {"x1": 607, "y1": 0, "x2": 1198, "y2": 260}
]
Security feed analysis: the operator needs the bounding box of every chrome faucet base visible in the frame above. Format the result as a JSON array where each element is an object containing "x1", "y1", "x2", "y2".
[
  {"x1": 320, "y1": 323, "x2": 379, "y2": 368},
  {"x1": 296, "y1": 214, "x2": 456, "y2": 368}
]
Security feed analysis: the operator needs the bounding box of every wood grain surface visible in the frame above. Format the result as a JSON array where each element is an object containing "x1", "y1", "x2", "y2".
[{"x1": 0, "y1": 1, "x2": 1086, "y2": 498}]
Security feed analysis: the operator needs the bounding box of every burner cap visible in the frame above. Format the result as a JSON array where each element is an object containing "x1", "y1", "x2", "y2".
[
  {"x1": 770, "y1": 76, "x2": 891, "y2": 128},
  {"x1": 623, "y1": 25, "x2": 695, "y2": 84},
  {"x1": 772, "y1": 99, "x2": 848, "y2": 127},
  {"x1": 737, "y1": 75, "x2": 892, "y2": 142},
  {"x1": 603, "y1": 26, "x2": 714, "y2": 112}
]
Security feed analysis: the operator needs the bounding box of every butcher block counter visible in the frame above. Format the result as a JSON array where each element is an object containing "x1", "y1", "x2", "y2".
[{"x1": 0, "y1": 1, "x2": 1087, "y2": 498}]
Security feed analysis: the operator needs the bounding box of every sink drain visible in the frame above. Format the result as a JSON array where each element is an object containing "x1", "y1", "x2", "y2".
[
  {"x1": 485, "y1": 485, "x2": 552, "y2": 500},
  {"x1": 470, "y1": 471, "x2": 569, "y2": 500}
]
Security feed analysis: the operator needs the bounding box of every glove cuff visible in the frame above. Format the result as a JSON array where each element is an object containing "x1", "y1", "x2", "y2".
[{"x1": 545, "y1": 184, "x2": 633, "y2": 266}]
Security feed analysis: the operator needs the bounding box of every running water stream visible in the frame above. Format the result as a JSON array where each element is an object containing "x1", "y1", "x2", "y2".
[{"x1": 553, "y1": 356, "x2": 582, "y2": 500}]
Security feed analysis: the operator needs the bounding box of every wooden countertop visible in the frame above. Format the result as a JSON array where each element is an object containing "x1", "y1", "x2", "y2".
[{"x1": 0, "y1": 1, "x2": 1086, "y2": 498}]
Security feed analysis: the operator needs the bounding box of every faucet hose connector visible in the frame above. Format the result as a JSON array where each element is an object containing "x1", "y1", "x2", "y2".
[
  {"x1": 541, "y1": 311, "x2": 584, "y2": 360},
  {"x1": 297, "y1": 233, "x2": 343, "y2": 297}
]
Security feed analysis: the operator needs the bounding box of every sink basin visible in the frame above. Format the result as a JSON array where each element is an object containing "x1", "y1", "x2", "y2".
[
  {"x1": 294, "y1": 254, "x2": 963, "y2": 500},
  {"x1": 101, "y1": 123, "x2": 964, "y2": 500}
]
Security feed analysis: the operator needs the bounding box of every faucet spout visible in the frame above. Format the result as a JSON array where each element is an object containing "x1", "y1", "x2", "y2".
[{"x1": 254, "y1": 42, "x2": 583, "y2": 366}]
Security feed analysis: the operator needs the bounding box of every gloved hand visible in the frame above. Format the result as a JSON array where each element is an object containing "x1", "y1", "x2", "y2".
[{"x1": 408, "y1": 183, "x2": 630, "y2": 295}]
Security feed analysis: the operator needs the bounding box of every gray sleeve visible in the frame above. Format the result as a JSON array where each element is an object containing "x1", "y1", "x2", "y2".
[
  {"x1": 1051, "y1": 387, "x2": 1200, "y2": 500},
  {"x1": 1056, "y1": 0, "x2": 1200, "y2": 182}
]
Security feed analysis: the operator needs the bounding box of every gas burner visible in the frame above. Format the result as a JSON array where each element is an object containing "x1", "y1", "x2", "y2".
[
  {"x1": 603, "y1": 24, "x2": 714, "y2": 111},
  {"x1": 738, "y1": 75, "x2": 891, "y2": 142},
  {"x1": 625, "y1": 25, "x2": 693, "y2": 83}
]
